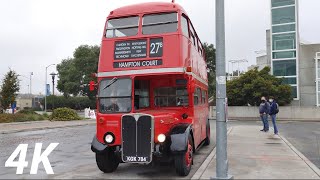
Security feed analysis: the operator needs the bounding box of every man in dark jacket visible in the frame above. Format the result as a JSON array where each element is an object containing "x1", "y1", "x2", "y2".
[
  {"x1": 259, "y1": 96, "x2": 270, "y2": 132},
  {"x1": 268, "y1": 96, "x2": 279, "y2": 135}
]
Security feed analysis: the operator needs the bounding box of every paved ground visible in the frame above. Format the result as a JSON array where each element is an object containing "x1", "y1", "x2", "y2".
[
  {"x1": 0, "y1": 121, "x2": 216, "y2": 179},
  {"x1": 199, "y1": 124, "x2": 320, "y2": 179},
  {"x1": 229, "y1": 120, "x2": 320, "y2": 169}
]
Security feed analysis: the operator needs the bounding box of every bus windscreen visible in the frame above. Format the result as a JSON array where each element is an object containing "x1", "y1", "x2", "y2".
[
  {"x1": 142, "y1": 12, "x2": 178, "y2": 35},
  {"x1": 106, "y1": 16, "x2": 139, "y2": 38},
  {"x1": 99, "y1": 78, "x2": 132, "y2": 113}
]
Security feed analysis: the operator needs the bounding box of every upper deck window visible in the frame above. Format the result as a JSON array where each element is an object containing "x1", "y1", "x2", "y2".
[
  {"x1": 106, "y1": 16, "x2": 139, "y2": 38},
  {"x1": 142, "y1": 12, "x2": 178, "y2": 35},
  {"x1": 181, "y1": 15, "x2": 189, "y2": 37}
]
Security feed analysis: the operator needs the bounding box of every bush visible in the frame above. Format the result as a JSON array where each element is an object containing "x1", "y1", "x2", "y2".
[
  {"x1": 42, "y1": 96, "x2": 96, "y2": 110},
  {"x1": 50, "y1": 108, "x2": 81, "y2": 121},
  {"x1": 0, "y1": 113, "x2": 45, "y2": 123},
  {"x1": 227, "y1": 67, "x2": 292, "y2": 106},
  {"x1": 18, "y1": 109, "x2": 37, "y2": 115},
  {"x1": 42, "y1": 112, "x2": 49, "y2": 118},
  {"x1": 32, "y1": 107, "x2": 43, "y2": 111}
]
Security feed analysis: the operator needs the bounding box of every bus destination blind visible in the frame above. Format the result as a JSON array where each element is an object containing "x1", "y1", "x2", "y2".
[
  {"x1": 114, "y1": 39, "x2": 147, "y2": 60},
  {"x1": 114, "y1": 59, "x2": 163, "y2": 68}
]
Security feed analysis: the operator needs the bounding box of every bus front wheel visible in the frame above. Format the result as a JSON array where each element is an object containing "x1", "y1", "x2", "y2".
[
  {"x1": 95, "y1": 148, "x2": 119, "y2": 173},
  {"x1": 174, "y1": 134, "x2": 193, "y2": 176}
]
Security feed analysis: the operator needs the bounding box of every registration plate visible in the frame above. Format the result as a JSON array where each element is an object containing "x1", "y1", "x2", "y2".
[{"x1": 125, "y1": 156, "x2": 148, "y2": 162}]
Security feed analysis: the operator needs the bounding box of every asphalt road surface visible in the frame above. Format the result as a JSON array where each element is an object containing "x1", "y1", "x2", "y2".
[
  {"x1": 1, "y1": 120, "x2": 319, "y2": 179},
  {"x1": 0, "y1": 121, "x2": 216, "y2": 179}
]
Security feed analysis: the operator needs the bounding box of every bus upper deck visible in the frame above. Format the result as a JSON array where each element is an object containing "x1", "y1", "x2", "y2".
[{"x1": 97, "y1": 2, "x2": 207, "y2": 84}]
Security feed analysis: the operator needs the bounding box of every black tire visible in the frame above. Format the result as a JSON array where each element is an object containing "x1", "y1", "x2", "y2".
[
  {"x1": 174, "y1": 134, "x2": 193, "y2": 176},
  {"x1": 95, "y1": 148, "x2": 120, "y2": 173},
  {"x1": 204, "y1": 119, "x2": 210, "y2": 146}
]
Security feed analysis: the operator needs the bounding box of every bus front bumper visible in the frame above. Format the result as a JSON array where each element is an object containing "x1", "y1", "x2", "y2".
[{"x1": 91, "y1": 135, "x2": 108, "y2": 154}]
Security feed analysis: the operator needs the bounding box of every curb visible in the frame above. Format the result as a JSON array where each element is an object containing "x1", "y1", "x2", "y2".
[
  {"x1": 0, "y1": 120, "x2": 51, "y2": 125},
  {"x1": 279, "y1": 134, "x2": 320, "y2": 178},
  {"x1": 0, "y1": 121, "x2": 96, "y2": 134},
  {"x1": 191, "y1": 127, "x2": 234, "y2": 180}
]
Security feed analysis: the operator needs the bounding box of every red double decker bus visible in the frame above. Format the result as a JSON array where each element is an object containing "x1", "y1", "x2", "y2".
[{"x1": 91, "y1": 2, "x2": 210, "y2": 176}]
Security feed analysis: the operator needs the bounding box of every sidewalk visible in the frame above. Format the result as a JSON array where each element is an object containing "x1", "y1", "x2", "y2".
[
  {"x1": 0, "y1": 119, "x2": 96, "y2": 134},
  {"x1": 193, "y1": 125, "x2": 320, "y2": 179}
]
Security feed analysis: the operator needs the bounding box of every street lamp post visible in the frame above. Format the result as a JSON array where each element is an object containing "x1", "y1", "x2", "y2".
[
  {"x1": 30, "y1": 72, "x2": 33, "y2": 95},
  {"x1": 214, "y1": 0, "x2": 233, "y2": 179},
  {"x1": 49, "y1": 72, "x2": 58, "y2": 96},
  {"x1": 49, "y1": 72, "x2": 58, "y2": 110},
  {"x1": 45, "y1": 64, "x2": 55, "y2": 112}
]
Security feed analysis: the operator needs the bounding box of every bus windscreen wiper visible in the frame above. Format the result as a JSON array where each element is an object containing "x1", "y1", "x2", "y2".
[{"x1": 103, "y1": 77, "x2": 118, "y2": 90}]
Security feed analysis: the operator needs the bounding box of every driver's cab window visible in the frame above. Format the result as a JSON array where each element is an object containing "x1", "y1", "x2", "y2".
[{"x1": 134, "y1": 80, "x2": 150, "y2": 109}]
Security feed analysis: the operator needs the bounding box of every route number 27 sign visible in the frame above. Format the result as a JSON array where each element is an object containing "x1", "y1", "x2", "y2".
[{"x1": 5, "y1": 143, "x2": 59, "y2": 174}]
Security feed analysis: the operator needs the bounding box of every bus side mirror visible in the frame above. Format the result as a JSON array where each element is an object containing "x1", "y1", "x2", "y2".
[{"x1": 89, "y1": 81, "x2": 95, "y2": 91}]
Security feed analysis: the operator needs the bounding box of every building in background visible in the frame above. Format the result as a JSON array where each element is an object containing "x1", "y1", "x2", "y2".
[
  {"x1": 254, "y1": 0, "x2": 320, "y2": 106},
  {"x1": 16, "y1": 94, "x2": 33, "y2": 110},
  {"x1": 16, "y1": 94, "x2": 44, "y2": 110},
  {"x1": 270, "y1": 0, "x2": 300, "y2": 101}
]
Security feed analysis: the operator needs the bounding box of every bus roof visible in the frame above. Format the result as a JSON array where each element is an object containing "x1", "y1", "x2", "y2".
[{"x1": 108, "y1": 2, "x2": 187, "y2": 18}]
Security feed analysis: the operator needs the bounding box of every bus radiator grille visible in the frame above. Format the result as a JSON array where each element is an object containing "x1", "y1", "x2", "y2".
[{"x1": 121, "y1": 114, "x2": 153, "y2": 163}]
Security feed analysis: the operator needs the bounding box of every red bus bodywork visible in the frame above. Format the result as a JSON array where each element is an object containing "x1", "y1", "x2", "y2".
[{"x1": 91, "y1": 2, "x2": 209, "y2": 176}]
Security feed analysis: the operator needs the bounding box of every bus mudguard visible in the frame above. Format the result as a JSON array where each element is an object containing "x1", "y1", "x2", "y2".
[
  {"x1": 169, "y1": 123, "x2": 193, "y2": 154},
  {"x1": 91, "y1": 134, "x2": 108, "y2": 154}
]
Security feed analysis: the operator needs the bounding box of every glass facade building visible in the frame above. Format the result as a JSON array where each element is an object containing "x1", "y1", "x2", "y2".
[{"x1": 271, "y1": 0, "x2": 299, "y2": 99}]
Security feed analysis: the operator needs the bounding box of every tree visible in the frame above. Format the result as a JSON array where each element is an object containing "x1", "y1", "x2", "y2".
[
  {"x1": 57, "y1": 45, "x2": 99, "y2": 98},
  {"x1": 0, "y1": 69, "x2": 20, "y2": 112},
  {"x1": 203, "y1": 43, "x2": 216, "y2": 98},
  {"x1": 227, "y1": 66, "x2": 292, "y2": 106}
]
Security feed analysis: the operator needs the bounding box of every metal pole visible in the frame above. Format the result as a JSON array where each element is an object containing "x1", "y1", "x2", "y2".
[
  {"x1": 45, "y1": 67, "x2": 47, "y2": 112},
  {"x1": 52, "y1": 75, "x2": 55, "y2": 96},
  {"x1": 214, "y1": 0, "x2": 232, "y2": 179},
  {"x1": 45, "y1": 64, "x2": 55, "y2": 112},
  {"x1": 237, "y1": 62, "x2": 240, "y2": 76},
  {"x1": 30, "y1": 72, "x2": 33, "y2": 95},
  {"x1": 231, "y1": 62, "x2": 234, "y2": 77}
]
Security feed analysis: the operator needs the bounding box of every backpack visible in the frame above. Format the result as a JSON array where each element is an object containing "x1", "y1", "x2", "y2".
[{"x1": 275, "y1": 103, "x2": 279, "y2": 114}]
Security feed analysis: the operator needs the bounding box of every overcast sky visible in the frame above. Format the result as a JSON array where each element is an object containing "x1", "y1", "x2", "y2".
[{"x1": 0, "y1": 0, "x2": 319, "y2": 95}]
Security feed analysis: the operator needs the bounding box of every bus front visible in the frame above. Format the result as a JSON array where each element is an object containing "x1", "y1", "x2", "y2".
[{"x1": 91, "y1": 3, "x2": 208, "y2": 176}]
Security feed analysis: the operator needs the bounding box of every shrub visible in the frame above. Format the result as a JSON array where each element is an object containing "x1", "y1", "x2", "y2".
[
  {"x1": 50, "y1": 107, "x2": 81, "y2": 121},
  {"x1": 227, "y1": 67, "x2": 292, "y2": 106},
  {"x1": 32, "y1": 107, "x2": 43, "y2": 111},
  {"x1": 18, "y1": 109, "x2": 37, "y2": 115},
  {"x1": 42, "y1": 96, "x2": 96, "y2": 110},
  {"x1": 42, "y1": 112, "x2": 49, "y2": 118},
  {"x1": 0, "y1": 113, "x2": 45, "y2": 123}
]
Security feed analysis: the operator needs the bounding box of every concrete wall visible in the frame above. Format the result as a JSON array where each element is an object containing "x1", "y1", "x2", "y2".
[
  {"x1": 16, "y1": 98, "x2": 32, "y2": 110},
  {"x1": 210, "y1": 106, "x2": 320, "y2": 121},
  {"x1": 299, "y1": 44, "x2": 320, "y2": 106},
  {"x1": 256, "y1": 55, "x2": 268, "y2": 71},
  {"x1": 266, "y1": 29, "x2": 271, "y2": 66}
]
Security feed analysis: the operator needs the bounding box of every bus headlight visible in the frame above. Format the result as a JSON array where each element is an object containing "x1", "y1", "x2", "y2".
[
  {"x1": 157, "y1": 134, "x2": 166, "y2": 143},
  {"x1": 104, "y1": 133, "x2": 115, "y2": 144}
]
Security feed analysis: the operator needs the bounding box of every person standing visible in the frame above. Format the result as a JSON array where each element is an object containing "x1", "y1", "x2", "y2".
[
  {"x1": 259, "y1": 96, "x2": 270, "y2": 132},
  {"x1": 268, "y1": 96, "x2": 279, "y2": 135}
]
